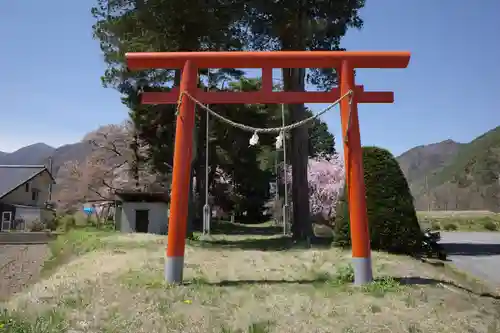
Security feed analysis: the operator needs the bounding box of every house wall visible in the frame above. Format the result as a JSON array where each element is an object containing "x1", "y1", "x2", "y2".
[
  {"x1": 13, "y1": 206, "x2": 56, "y2": 230},
  {"x1": 15, "y1": 206, "x2": 41, "y2": 229},
  {"x1": 0, "y1": 203, "x2": 15, "y2": 218},
  {"x1": 120, "y1": 202, "x2": 168, "y2": 235},
  {"x1": 115, "y1": 205, "x2": 122, "y2": 231},
  {"x1": 1, "y1": 171, "x2": 52, "y2": 207}
]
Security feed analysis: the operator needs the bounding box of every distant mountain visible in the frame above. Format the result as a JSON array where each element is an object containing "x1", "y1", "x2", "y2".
[
  {"x1": 0, "y1": 141, "x2": 92, "y2": 174},
  {"x1": 0, "y1": 143, "x2": 56, "y2": 165},
  {"x1": 397, "y1": 139, "x2": 463, "y2": 186},
  {"x1": 41, "y1": 141, "x2": 93, "y2": 176},
  {"x1": 0, "y1": 123, "x2": 165, "y2": 211},
  {"x1": 3, "y1": 123, "x2": 499, "y2": 212},
  {"x1": 397, "y1": 126, "x2": 500, "y2": 212}
]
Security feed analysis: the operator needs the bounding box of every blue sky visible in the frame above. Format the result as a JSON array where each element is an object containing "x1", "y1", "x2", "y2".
[{"x1": 1, "y1": 1, "x2": 499, "y2": 156}]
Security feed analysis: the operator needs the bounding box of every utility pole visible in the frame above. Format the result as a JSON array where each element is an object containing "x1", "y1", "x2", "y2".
[
  {"x1": 497, "y1": 173, "x2": 500, "y2": 213},
  {"x1": 203, "y1": 69, "x2": 212, "y2": 235},
  {"x1": 48, "y1": 156, "x2": 53, "y2": 202},
  {"x1": 282, "y1": 104, "x2": 289, "y2": 235},
  {"x1": 425, "y1": 175, "x2": 430, "y2": 211},
  {"x1": 274, "y1": 152, "x2": 279, "y2": 202}
]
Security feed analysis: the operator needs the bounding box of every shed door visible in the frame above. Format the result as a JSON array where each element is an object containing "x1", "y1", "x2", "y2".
[{"x1": 135, "y1": 209, "x2": 149, "y2": 233}]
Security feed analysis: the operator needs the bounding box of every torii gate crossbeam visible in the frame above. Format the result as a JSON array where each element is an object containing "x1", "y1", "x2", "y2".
[{"x1": 125, "y1": 50, "x2": 411, "y2": 286}]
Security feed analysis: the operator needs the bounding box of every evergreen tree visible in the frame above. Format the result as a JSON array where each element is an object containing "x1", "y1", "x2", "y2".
[
  {"x1": 239, "y1": 0, "x2": 366, "y2": 240},
  {"x1": 334, "y1": 146, "x2": 425, "y2": 255},
  {"x1": 91, "y1": 0, "x2": 342, "y2": 228}
]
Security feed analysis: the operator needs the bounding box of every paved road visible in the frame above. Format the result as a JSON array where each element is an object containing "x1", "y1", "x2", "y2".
[{"x1": 440, "y1": 232, "x2": 500, "y2": 286}]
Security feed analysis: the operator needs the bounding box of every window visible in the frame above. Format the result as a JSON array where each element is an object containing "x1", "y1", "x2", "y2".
[
  {"x1": 31, "y1": 189, "x2": 38, "y2": 201},
  {"x1": 25, "y1": 182, "x2": 30, "y2": 192}
]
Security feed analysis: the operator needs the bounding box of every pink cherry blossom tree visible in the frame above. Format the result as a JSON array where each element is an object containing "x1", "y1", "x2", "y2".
[{"x1": 284, "y1": 153, "x2": 345, "y2": 224}]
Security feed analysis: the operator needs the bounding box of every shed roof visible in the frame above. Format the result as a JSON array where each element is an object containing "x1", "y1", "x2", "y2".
[{"x1": 115, "y1": 190, "x2": 169, "y2": 203}]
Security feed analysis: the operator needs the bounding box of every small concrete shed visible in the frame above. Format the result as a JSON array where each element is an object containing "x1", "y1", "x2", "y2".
[{"x1": 115, "y1": 191, "x2": 169, "y2": 234}]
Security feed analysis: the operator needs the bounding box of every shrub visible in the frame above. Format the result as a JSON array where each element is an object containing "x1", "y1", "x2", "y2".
[
  {"x1": 482, "y1": 220, "x2": 497, "y2": 231},
  {"x1": 29, "y1": 219, "x2": 45, "y2": 232},
  {"x1": 61, "y1": 215, "x2": 76, "y2": 232},
  {"x1": 333, "y1": 146, "x2": 425, "y2": 255},
  {"x1": 430, "y1": 221, "x2": 441, "y2": 230},
  {"x1": 46, "y1": 215, "x2": 61, "y2": 231},
  {"x1": 443, "y1": 223, "x2": 458, "y2": 231}
]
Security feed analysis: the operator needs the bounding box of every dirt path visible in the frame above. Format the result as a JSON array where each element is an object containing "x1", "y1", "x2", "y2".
[{"x1": 0, "y1": 245, "x2": 50, "y2": 300}]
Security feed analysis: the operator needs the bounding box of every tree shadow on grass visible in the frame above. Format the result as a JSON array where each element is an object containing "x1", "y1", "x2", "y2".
[
  {"x1": 209, "y1": 222, "x2": 284, "y2": 236},
  {"x1": 187, "y1": 276, "x2": 500, "y2": 300},
  {"x1": 194, "y1": 235, "x2": 333, "y2": 251},
  {"x1": 394, "y1": 276, "x2": 500, "y2": 300}
]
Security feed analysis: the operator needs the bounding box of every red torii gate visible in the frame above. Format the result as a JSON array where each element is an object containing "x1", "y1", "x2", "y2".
[{"x1": 126, "y1": 51, "x2": 411, "y2": 285}]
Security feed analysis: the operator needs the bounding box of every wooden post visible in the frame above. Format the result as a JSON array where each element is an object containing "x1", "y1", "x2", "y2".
[
  {"x1": 165, "y1": 60, "x2": 197, "y2": 284},
  {"x1": 339, "y1": 60, "x2": 373, "y2": 285}
]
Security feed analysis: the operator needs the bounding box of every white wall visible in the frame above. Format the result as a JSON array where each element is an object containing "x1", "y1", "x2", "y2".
[
  {"x1": 15, "y1": 206, "x2": 41, "y2": 230},
  {"x1": 120, "y1": 202, "x2": 169, "y2": 234},
  {"x1": 2, "y1": 171, "x2": 53, "y2": 207}
]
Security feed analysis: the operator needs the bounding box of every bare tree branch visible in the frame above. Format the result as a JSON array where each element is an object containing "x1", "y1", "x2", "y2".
[{"x1": 53, "y1": 121, "x2": 167, "y2": 211}]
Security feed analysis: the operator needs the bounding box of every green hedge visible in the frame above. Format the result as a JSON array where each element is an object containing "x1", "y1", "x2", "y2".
[{"x1": 333, "y1": 146, "x2": 424, "y2": 255}]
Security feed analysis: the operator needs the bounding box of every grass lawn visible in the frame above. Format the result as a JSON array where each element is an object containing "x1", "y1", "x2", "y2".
[
  {"x1": 417, "y1": 211, "x2": 500, "y2": 232},
  {"x1": 1, "y1": 226, "x2": 500, "y2": 332}
]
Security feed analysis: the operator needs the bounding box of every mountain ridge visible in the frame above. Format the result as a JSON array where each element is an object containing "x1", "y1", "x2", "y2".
[
  {"x1": 396, "y1": 126, "x2": 500, "y2": 211},
  {"x1": 1, "y1": 125, "x2": 499, "y2": 212}
]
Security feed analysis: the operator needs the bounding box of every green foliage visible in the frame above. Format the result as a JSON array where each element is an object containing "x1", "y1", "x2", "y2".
[
  {"x1": 314, "y1": 264, "x2": 401, "y2": 296},
  {"x1": 419, "y1": 215, "x2": 500, "y2": 232},
  {"x1": 483, "y1": 220, "x2": 498, "y2": 231},
  {"x1": 45, "y1": 217, "x2": 59, "y2": 231},
  {"x1": 240, "y1": 0, "x2": 365, "y2": 89},
  {"x1": 60, "y1": 215, "x2": 76, "y2": 232},
  {"x1": 443, "y1": 223, "x2": 458, "y2": 231},
  {"x1": 411, "y1": 126, "x2": 500, "y2": 211},
  {"x1": 334, "y1": 146, "x2": 425, "y2": 255},
  {"x1": 332, "y1": 264, "x2": 355, "y2": 284},
  {"x1": 91, "y1": 0, "x2": 364, "y2": 228},
  {"x1": 29, "y1": 220, "x2": 45, "y2": 232},
  {"x1": 430, "y1": 221, "x2": 441, "y2": 230},
  {"x1": 0, "y1": 309, "x2": 67, "y2": 333},
  {"x1": 430, "y1": 126, "x2": 500, "y2": 188},
  {"x1": 308, "y1": 118, "x2": 335, "y2": 157},
  {"x1": 42, "y1": 229, "x2": 161, "y2": 276},
  {"x1": 132, "y1": 78, "x2": 336, "y2": 221}
]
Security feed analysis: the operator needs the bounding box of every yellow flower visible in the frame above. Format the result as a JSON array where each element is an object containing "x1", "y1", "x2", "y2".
[{"x1": 183, "y1": 300, "x2": 192, "y2": 304}]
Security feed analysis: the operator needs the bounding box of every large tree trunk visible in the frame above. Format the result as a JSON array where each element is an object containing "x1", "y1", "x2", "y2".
[
  {"x1": 282, "y1": 68, "x2": 312, "y2": 241},
  {"x1": 279, "y1": 0, "x2": 312, "y2": 242}
]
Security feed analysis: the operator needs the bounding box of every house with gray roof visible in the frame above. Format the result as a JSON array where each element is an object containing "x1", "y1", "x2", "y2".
[{"x1": 0, "y1": 165, "x2": 55, "y2": 231}]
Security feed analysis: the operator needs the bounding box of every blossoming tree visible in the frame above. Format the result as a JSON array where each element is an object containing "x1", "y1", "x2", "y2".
[{"x1": 284, "y1": 153, "x2": 345, "y2": 224}]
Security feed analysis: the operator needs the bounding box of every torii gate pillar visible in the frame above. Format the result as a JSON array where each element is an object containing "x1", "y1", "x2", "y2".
[{"x1": 339, "y1": 60, "x2": 372, "y2": 283}]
